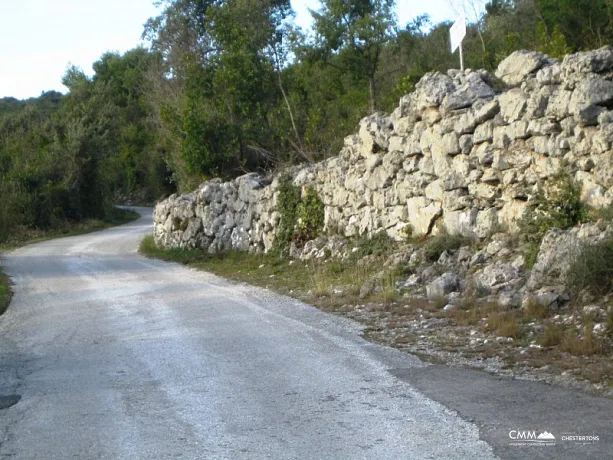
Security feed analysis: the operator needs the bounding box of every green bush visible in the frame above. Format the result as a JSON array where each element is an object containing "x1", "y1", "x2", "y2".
[
  {"x1": 423, "y1": 233, "x2": 471, "y2": 262},
  {"x1": 274, "y1": 177, "x2": 325, "y2": 252},
  {"x1": 294, "y1": 187, "x2": 325, "y2": 245},
  {"x1": 351, "y1": 232, "x2": 395, "y2": 259},
  {"x1": 274, "y1": 176, "x2": 302, "y2": 252},
  {"x1": 519, "y1": 173, "x2": 588, "y2": 269}
]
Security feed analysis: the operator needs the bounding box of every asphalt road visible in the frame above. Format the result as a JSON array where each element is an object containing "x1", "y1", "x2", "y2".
[{"x1": 0, "y1": 208, "x2": 610, "y2": 459}]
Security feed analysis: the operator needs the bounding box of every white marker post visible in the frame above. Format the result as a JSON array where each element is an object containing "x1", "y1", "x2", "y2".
[{"x1": 450, "y1": 13, "x2": 467, "y2": 71}]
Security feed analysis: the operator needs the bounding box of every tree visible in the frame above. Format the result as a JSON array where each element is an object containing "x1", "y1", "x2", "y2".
[
  {"x1": 536, "y1": 0, "x2": 613, "y2": 51},
  {"x1": 311, "y1": 0, "x2": 397, "y2": 113}
]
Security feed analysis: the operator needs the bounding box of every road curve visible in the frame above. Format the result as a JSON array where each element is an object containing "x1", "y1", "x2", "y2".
[{"x1": 0, "y1": 208, "x2": 495, "y2": 459}]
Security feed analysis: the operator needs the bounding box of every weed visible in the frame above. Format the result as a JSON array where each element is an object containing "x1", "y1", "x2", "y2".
[
  {"x1": 587, "y1": 204, "x2": 613, "y2": 222},
  {"x1": 431, "y1": 295, "x2": 447, "y2": 309},
  {"x1": 275, "y1": 176, "x2": 302, "y2": 252},
  {"x1": 567, "y1": 238, "x2": 613, "y2": 297},
  {"x1": 351, "y1": 232, "x2": 395, "y2": 259},
  {"x1": 347, "y1": 262, "x2": 371, "y2": 296},
  {"x1": 538, "y1": 323, "x2": 564, "y2": 347},
  {"x1": 447, "y1": 299, "x2": 488, "y2": 326},
  {"x1": 308, "y1": 262, "x2": 331, "y2": 297},
  {"x1": 522, "y1": 241, "x2": 541, "y2": 270},
  {"x1": 523, "y1": 297, "x2": 552, "y2": 319},
  {"x1": 559, "y1": 322, "x2": 604, "y2": 356},
  {"x1": 139, "y1": 235, "x2": 157, "y2": 254},
  {"x1": 294, "y1": 187, "x2": 325, "y2": 245},
  {"x1": 379, "y1": 271, "x2": 399, "y2": 303},
  {"x1": 486, "y1": 310, "x2": 521, "y2": 338},
  {"x1": 274, "y1": 177, "x2": 325, "y2": 251}
]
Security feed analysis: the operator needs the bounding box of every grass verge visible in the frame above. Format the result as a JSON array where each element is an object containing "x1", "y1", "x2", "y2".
[
  {"x1": 0, "y1": 207, "x2": 140, "y2": 317},
  {"x1": 139, "y1": 235, "x2": 404, "y2": 310}
]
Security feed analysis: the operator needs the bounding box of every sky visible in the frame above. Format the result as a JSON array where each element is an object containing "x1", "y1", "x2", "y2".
[{"x1": 0, "y1": 0, "x2": 477, "y2": 100}]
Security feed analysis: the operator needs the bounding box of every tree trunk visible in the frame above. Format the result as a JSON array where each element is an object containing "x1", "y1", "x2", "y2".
[{"x1": 369, "y1": 76, "x2": 377, "y2": 114}]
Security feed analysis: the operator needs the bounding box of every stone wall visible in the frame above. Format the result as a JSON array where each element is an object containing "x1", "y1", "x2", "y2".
[{"x1": 154, "y1": 48, "x2": 613, "y2": 253}]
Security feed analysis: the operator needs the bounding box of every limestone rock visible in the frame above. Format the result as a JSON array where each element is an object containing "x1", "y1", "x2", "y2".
[
  {"x1": 496, "y1": 50, "x2": 547, "y2": 86},
  {"x1": 426, "y1": 273, "x2": 460, "y2": 300}
]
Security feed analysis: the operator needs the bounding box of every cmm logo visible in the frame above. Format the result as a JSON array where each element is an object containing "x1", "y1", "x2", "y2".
[{"x1": 509, "y1": 431, "x2": 556, "y2": 444}]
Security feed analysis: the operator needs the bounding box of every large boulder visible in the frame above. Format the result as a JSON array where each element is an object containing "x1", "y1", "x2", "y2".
[
  {"x1": 411, "y1": 72, "x2": 455, "y2": 112},
  {"x1": 495, "y1": 50, "x2": 547, "y2": 86}
]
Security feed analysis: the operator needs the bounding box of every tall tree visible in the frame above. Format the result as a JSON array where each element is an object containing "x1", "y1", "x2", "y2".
[{"x1": 311, "y1": 0, "x2": 397, "y2": 113}]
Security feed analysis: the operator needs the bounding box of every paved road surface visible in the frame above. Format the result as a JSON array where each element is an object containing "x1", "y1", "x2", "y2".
[{"x1": 0, "y1": 208, "x2": 610, "y2": 459}]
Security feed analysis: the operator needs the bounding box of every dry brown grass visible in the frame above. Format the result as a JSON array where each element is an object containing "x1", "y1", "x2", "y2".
[
  {"x1": 523, "y1": 298, "x2": 552, "y2": 319},
  {"x1": 486, "y1": 311, "x2": 522, "y2": 339},
  {"x1": 538, "y1": 324, "x2": 564, "y2": 347},
  {"x1": 559, "y1": 321, "x2": 605, "y2": 356}
]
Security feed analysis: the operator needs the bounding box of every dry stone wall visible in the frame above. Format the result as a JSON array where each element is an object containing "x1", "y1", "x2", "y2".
[{"x1": 154, "y1": 47, "x2": 613, "y2": 254}]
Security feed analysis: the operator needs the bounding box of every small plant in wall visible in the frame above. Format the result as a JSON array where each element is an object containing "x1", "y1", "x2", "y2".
[
  {"x1": 275, "y1": 176, "x2": 301, "y2": 252},
  {"x1": 274, "y1": 176, "x2": 325, "y2": 253},
  {"x1": 294, "y1": 187, "x2": 325, "y2": 246}
]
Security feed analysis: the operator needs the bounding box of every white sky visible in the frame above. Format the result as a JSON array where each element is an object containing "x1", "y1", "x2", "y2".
[{"x1": 0, "y1": 0, "x2": 478, "y2": 100}]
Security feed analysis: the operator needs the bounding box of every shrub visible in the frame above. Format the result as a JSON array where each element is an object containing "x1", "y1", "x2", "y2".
[
  {"x1": 274, "y1": 177, "x2": 325, "y2": 252},
  {"x1": 294, "y1": 187, "x2": 325, "y2": 245},
  {"x1": 567, "y1": 238, "x2": 613, "y2": 297},
  {"x1": 274, "y1": 176, "x2": 301, "y2": 252},
  {"x1": 519, "y1": 172, "x2": 588, "y2": 269},
  {"x1": 351, "y1": 231, "x2": 395, "y2": 259},
  {"x1": 139, "y1": 235, "x2": 158, "y2": 254},
  {"x1": 423, "y1": 232, "x2": 471, "y2": 262}
]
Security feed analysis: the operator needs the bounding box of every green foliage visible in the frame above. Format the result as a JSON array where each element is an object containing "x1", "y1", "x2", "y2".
[
  {"x1": 295, "y1": 187, "x2": 325, "y2": 245},
  {"x1": 423, "y1": 232, "x2": 471, "y2": 263},
  {"x1": 537, "y1": 24, "x2": 572, "y2": 59},
  {"x1": 311, "y1": 0, "x2": 396, "y2": 113},
  {"x1": 139, "y1": 235, "x2": 158, "y2": 254},
  {"x1": 8, "y1": 0, "x2": 613, "y2": 243},
  {"x1": 274, "y1": 177, "x2": 325, "y2": 252},
  {"x1": 519, "y1": 173, "x2": 587, "y2": 268},
  {"x1": 351, "y1": 231, "x2": 395, "y2": 259},
  {"x1": 536, "y1": 0, "x2": 613, "y2": 51},
  {"x1": 0, "y1": 48, "x2": 174, "y2": 241},
  {"x1": 275, "y1": 177, "x2": 302, "y2": 252}
]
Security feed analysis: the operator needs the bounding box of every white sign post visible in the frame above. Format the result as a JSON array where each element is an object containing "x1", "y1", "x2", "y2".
[{"x1": 450, "y1": 13, "x2": 467, "y2": 71}]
